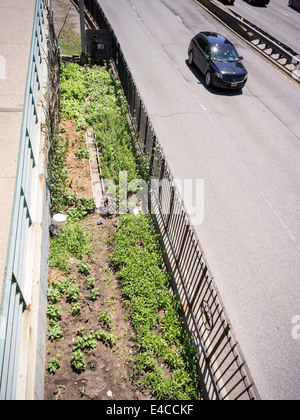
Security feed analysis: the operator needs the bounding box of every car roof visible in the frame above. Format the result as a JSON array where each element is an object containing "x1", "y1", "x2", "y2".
[{"x1": 196, "y1": 32, "x2": 233, "y2": 47}]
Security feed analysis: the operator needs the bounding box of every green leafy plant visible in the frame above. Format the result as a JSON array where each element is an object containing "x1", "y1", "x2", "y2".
[
  {"x1": 49, "y1": 223, "x2": 93, "y2": 273},
  {"x1": 73, "y1": 331, "x2": 97, "y2": 353},
  {"x1": 98, "y1": 309, "x2": 113, "y2": 330},
  {"x1": 66, "y1": 283, "x2": 79, "y2": 303},
  {"x1": 86, "y1": 277, "x2": 95, "y2": 289},
  {"x1": 69, "y1": 301, "x2": 81, "y2": 317},
  {"x1": 48, "y1": 321, "x2": 63, "y2": 342},
  {"x1": 75, "y1": 145, "x2": 90, "y2": 160},
  {"x1": 47, "y1": 355, "x2": 61, "y2": 374},
  {"x1": 77, "y1": 262, "x2": 91, "y2": 276},
  {"x1": 47, "y1": 287, "x2": 61, "y2": 304},
  {"x1": 88, "y1": 288, "x2": 99, "y2": 301},
  {"x1": 77, "y1": 327, "x2": 84, "y2": 337},
  {"x1": 71, "y1": 350, "x2": 86, "y2": 373},
  {"x1": 46, "y1": 304, "x2": 62, "y2": 322},
  {"x1": 95, "y1": 329, "x2": 116, "y2": 348}
]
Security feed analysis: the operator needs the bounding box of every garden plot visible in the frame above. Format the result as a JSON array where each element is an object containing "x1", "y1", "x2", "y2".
[{"x1": 44, "y1": 63, "x2": 201, "y2": 400}]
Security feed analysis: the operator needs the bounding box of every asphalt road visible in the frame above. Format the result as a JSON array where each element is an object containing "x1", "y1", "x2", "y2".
[
  {"x1": 98, "y1": 0, "x2": 300, "y2": 400},
  {"x1": 227, "y1": 0, "x2": 300, "y2": 53}
]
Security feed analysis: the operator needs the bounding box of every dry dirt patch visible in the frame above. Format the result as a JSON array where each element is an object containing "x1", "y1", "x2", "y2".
[{"x1": 51, "y1": 0, "x2": 81, "y2": 55}]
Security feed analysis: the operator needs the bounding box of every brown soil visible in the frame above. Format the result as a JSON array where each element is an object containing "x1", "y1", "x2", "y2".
[
  {"x1": 44, "y1": 120, "x2": 152, "y2": 400},
  {"x1": 51, "y1": 0, "x2": 81, "y2": 37},
  {"x1": 64, "y1": 121, "x2": 94, "y2": 200}
]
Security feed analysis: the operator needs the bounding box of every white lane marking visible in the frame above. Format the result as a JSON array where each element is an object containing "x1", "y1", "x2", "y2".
[
  {"x1": 274, "y1": 7, "x2": 289, "y2": 17},
  {"x1": 177, "y1": 15, "x2": 183, "y2": 22},
  {"x1": 261, "y1": 192, "x2": 300, "y2": 251},
  {"x1": 246, "y1": 6, "x2": 260, "y2": 16}
]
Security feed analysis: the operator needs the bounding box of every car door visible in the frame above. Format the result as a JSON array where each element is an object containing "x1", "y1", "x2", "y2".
[
  {"x1": 195, "y1": 36, "x2": 210, "y2": 75},
  {"x1": 191, "y1": 37, "x2": 202, "y2": 70}
]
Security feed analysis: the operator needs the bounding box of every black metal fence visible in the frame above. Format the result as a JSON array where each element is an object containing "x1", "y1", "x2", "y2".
[{"x1": 80, "y1": 0, "x2": 260, "y2": 400}]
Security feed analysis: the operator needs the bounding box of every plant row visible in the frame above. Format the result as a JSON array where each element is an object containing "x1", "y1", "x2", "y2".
[
  {"x1": 111, "y1": 214, "x2": 200, "y2": 399},
  {"x1": 47, "y1": 261, "x2": 116, "y2": 374}
]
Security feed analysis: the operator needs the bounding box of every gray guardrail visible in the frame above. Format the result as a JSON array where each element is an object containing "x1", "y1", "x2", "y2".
[{"x1": 197, "y1": 0, "x2": 300, "y2": 82}]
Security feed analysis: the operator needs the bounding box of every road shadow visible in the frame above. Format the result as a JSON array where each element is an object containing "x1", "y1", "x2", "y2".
[
  {"x1": 221, "y1": 0, "x2": 236, "y2": 5},
  {"x1": 185, "y1": 60, "x2": 244, "y2": 97},
  {"x1": 241, "y1": 0, "x2": 268, "y2": 7}
]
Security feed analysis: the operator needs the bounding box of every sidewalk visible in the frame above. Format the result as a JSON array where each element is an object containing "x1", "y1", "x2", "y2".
[{"x1": 0, "y1": 0, "x2": 36, "y2": 294}]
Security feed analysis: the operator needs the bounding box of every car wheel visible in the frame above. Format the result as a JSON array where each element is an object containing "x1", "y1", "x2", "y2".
[
  {"x1": 205, "y1": 71, "x2": 212, "y2": 87},
  {"x1": 188, "y1": 51, "x2": 194, "y2": 66}
]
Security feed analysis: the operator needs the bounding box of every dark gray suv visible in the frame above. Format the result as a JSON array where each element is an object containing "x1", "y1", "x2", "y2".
[
  {"x1": 188, "y1": 32, "x2": 248, "y2": 90},
  {"x1": 289, "y1": 0, "x2": 300, "y2": 11}
]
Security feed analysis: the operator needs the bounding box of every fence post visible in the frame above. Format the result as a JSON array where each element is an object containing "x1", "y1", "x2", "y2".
[
  {"x1": 165, "y1": 186, "x2": 175, "y2": 231},
  {"x1": 177, "y1": 223, "x2": 189, "y2": 265}
]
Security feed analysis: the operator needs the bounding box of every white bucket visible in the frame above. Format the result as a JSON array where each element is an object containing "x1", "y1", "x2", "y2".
[{"x1": 53, "y1": 213, "x2": 67, "y2": 226}]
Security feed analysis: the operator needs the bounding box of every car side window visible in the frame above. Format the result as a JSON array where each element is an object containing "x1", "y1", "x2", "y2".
[
  {"x1": 195, "y1": 36, "x2": 209, "y2": 56},
  {"x1": 203, "y1": 42, "x2": 210, "y2": 57}
]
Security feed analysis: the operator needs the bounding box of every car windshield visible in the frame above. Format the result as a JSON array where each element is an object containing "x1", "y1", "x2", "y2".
[{"x1": 211, "y1": 45, "x2": 240, "y2": 62}]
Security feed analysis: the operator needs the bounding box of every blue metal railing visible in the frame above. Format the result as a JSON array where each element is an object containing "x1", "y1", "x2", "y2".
[{"x1": 0, "y1": 0, "x2": 45, "y2": 400}]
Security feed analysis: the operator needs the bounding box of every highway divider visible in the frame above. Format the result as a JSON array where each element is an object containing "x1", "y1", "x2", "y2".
[{"x1": 196, "y1": 0, "x2": 300, "y2": 83}]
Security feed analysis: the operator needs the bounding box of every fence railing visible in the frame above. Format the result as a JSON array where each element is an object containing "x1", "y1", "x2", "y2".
[
  {"x1": 78, "y1": 0, "x2": 260, "y2": 400},
  {"x1": 0, "y1": 0, "x2": 45, "y2": 400}
]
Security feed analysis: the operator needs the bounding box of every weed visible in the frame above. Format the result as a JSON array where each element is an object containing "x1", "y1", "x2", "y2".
[
  {"x1": 78, "y1": 262, "x2": 91, "y2": 276},
  {"x1": 49, "y1": 223, "x2": 93, "y2": 273},
  {"x1": 47, "y1": 287, "x2": 61, "y2": 304},
  {"x1": 77, "y1": 327, "x2": 84, "y2": 337},
  {"x1": 66, "y1": 283, "x2": 79, "y2": 303},
  {"x1": 95, "y1": 329, "x2": 116, "y2": 348},
  {"x1": 48, "y1": 321, "x2": 63, "y2": 342},
  {"x1": 86, "y1": 277, "x2": 95, "y2": 289},
  {"x1": 73, "y1": 332, "x2": 97, "y2": 353},
  {"x1": 46, "y1": 304, "x2": 62, "y2": 322},
  {"x1": 88, "y1": 288, "x2": 100, "y2": 301},
  {"x1": 75, "y1": 145, "x2": 90, "y2": 160},
  {"x1": 103, "y1": 276, "x2": 112, "y2": 288},
  {"x1": 98, "y1": 309, "x2": 113, "y2": 329},
  {"x1": 47, "y1": 355, "x2": 61, "y2": 374},
  {"x1": 69, "y1": 302, "x2": 81, "y2": 317},
  {"x1": 71, "y1": 350, "x2": 86, "y2": 373},
  {"x1": 59, "y1": 30, "x2": 81, "y2": 56}
]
